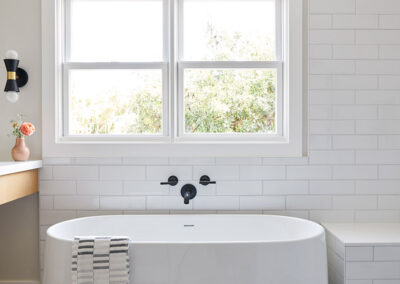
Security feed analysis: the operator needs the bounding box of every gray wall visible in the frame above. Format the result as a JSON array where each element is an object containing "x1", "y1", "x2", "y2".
[{"x1": 0, "y1": 0, "x2": 42, "y2": 282}]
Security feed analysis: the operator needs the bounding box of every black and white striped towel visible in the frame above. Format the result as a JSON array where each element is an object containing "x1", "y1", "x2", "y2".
[{"x1": 72, "y1": 237, "x2": 130, "y2": 284}]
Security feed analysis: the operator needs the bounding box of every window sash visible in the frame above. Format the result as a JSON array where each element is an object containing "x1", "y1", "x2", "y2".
[
  {"x1": 63, "y1": 0, "x2": 284, "y2": 141},
  {"x1": 176, "y1": 61, "x2": 283, "y2": 140}
]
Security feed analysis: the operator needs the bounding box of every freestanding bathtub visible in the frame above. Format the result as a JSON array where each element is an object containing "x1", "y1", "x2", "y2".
[{"x1": 43, "y1": 215, "x2": 327, "y2": 284}]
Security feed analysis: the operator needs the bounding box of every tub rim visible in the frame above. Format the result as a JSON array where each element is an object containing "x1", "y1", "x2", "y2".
[{"x1": 46, "y1": 214, "x2": 325, "y2": 245}]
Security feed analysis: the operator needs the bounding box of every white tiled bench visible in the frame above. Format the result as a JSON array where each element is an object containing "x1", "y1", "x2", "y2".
[{"x1": 323, "y1": 223, "x2": 400, "y2": 284}]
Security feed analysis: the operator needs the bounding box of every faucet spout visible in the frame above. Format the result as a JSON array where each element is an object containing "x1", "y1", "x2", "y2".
[
  {"x1": 181, "y1": 184, "x2": 197, "y2": 205},
  {"x1": 184, "y1": 192, "x2": 190, "y2": 204}
]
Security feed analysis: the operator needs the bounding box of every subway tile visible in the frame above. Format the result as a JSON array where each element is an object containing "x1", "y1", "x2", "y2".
[
  {"x1": 356, "y1": 0, "x2": 400, "y2": 14},
  {"x1": 309, "y1": 150, "x2": 354, "y2": 164},
  {"x1": 357, "y1": 61, "x2": 400, "y2": 75},
  {"x1": 40, "y1": 210, "x2": 77, "y2": 226},
  {"x1": 39, "y1": 196, "x2": 53, "y2": 210},
  {"x1": 193, "y1": 166, "x2": 239, "y2": 180},
  {"x1": 53, "y1": 166, "x2": 98, "y2": 180},
  {"x1": 380, "y1": 45, "x2": 400, "y2": 59},
  {"x1": 217, "y1": 181, "x2": 262, "y2": 196},
  {"x1": 123, "y1": 181, "x2": 167, "y2": 196},
  {"x1": 310, "y1": 0, "x2": 355, "y2": 14},
  {"x1": 310, "y1": 181, "x2": 355, "y2": 195},
  {"x1": 379, "y1": 136, "x2": 400, "y2": 149},
  {"x1": 240, "y1": 196, "x2": 285, "y2": 210},
  {"x1": 356, "y1": 150, "x2": 400, "y2": 164},
  {"x1": 357, "y1": 120, "x2": 400, "y2": 135},
  {"x1": 310, "y1": 45, "x2": 332, "y2": 59},
  {"x1": 42, "y1": 157, "x2": 73, "y2": 165},
  {"x1": 287, "y1": 166, "x2": 331, "y2": 180},
  {"x1": 333, "y1": 166, "x2": 377, "y2": 179},
  {"x1": 100, "y1": 196, "x2": 146, "y2": 210},
  {"x1": 346, "y1": 262, "x2": 400, "y2": 279},
  {"x1": 380, "y1": 76, "x2": 400, "y2": 89},
  {"x1": 262, "y1": 157, "x2": 308, "y2": 165},
  {"x1": 310, "y1": 30, "x2": 355, "y2": 45},
  {"x1": 356, "y1": 91, "x2": 400, "y2": 105},
  {"x1": 356, "y1": 181, "x2": 400, "y2": 194},
  {"x1": 309, "y1": 135, "x2": 332, "y2": 150},
  {"x1": 169, "y1": 157, "x2": 215, "y2": 165},
  {"x1": 310, "y1": 90, "x2": 355, "y2": 105},
  {"x1": 77, "y1": 181, "x2": 123, "y2": 195},
  {"x1": 147, "y1": 166, "x2": 192, "y2": 180},
  {"x1": 310, "y1": 60, "x2": 355, "y2": 75},
  {"x1": 346, "y1": 247, "x2": 373, "y2": 261},
  {"x1": 378, "y1": 196, "x2": 400, "y2": 209},
  {"x1": 239, "y1": 166, "x2": 285, "y2": 180},
  {"x1": 333, "y1": 15, "x2": 378, "y2": 29},
  {"x1": 73, "y1": 157, "x2": 122, "y2": 165},
  {"x1": 310, "y1": 210, "x2": 354, "y2": 223},
  {"x1": 146, "y1": 196, "x2": 192, "y2": 210},
  {"x1": 355, "y1": 211, "x2": 400, "y2": 222},
  {"x1": 215, "y1": 157, "x2": 262, "y2": 165},
  {"x1": 39, "y1": 167, "x2": 53, "y2": 180},
  {"x1": 286, "y1": 196, "x2": 332, "y2": 210},
  {"x1": 333, "y1": 46, "x2": 378, "y2": 60},
  {"x1": 357, "y1": 31, "x2": 400, "y2": 44},
  {"x1": 123, "y1": 157, "x2": 169, "y2": 165},
  {"x1": 374, "y1": 247, "x2": 400, "y2": 261},
  {"x1": 263, "y1": 181, "x2": 309, "y2": 195},
  {"x1": 39, "y1": 181, "x2": 76, "y2": 195},
  {"x1": 333, "y1": 196, "x2": 377, "y2": 210},
  {"x1": 332, "y1": 106, "x2": 377, "y2": 120},
  {"x1": 54, "y1": 196, "x2": 99, "y2": 210},
  {"x1": 379, "y1": 106, "x2": 400, "y2": 119},
  {"x1": 193, "y1": 196, "x2": 240, "y2": 210},
  {"x1": 309, "y1": 105, "x2": 332, "y2": 119},
  {"x1": 379, "y1": 165, "x2": 400, "y2": 179},
  {"x1": 310, "y1": 120, "x2": 355, "y2": 135},
  {"x1": 333, "y1": 135, "x2": 378, "y2": 150},
  {"x1": 309, "y1": 15, "x2": 332, "y2": 29},
  {"x1": 100, "y1": 166, "x2": 146, "y2": 180}
]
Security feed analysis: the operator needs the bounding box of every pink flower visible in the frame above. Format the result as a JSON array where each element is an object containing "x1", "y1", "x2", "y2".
[{"x1": 20, "y1": 122, "x2": 35, "y2": 136}]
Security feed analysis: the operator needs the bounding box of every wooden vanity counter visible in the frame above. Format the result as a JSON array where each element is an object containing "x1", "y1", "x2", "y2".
[{"x1": 0, "y1": 160, "x2": 42, "y2": 205}]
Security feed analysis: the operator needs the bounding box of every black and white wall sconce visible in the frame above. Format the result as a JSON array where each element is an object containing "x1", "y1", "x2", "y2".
[{"x1": 3, "y1": 50, "x2": 28, "y2": 103}]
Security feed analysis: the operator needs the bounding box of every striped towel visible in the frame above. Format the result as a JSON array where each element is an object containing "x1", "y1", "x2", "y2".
[{"x1": 72, "y1": 237, "x2": 130, "y2": 284}]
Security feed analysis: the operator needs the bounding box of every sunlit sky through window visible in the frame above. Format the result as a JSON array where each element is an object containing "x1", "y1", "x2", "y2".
[{"x1": 70, "y1": 0, "x2": 276, "y2": 62}]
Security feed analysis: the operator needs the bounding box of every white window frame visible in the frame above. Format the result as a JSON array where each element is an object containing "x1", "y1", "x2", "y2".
[{"x1": 42, "y1": 0, "x2": 304, "y2": 157}]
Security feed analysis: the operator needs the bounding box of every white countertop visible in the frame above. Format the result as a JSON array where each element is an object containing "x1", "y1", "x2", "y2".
[
  {"x1": 0, "y1": 160, "x2": 42, "y2": 176},
  {"x1": 323, "y1": 223, "x2": 400, "y2": 246}
]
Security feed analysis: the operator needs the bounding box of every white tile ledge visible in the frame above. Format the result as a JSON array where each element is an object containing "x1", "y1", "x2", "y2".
[
  {"x1": 0, "y1": 160, "x2": 42, "y2": 176},
  {"x1": 323, "y1": 222, "x2": 400, "y2": 246}
]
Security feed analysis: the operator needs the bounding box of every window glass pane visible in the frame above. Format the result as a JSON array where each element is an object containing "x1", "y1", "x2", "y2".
[
  {"x1": 184, "y1": 69, "x2": 277, "y2": 134},
  {"x1": 183, "y1": 0, "x2": 276, "y2": 61},
  {"x1": 70, "y1": 0, "x2": 163, "y2": 62},
  {"x1": 69, "y1": 69, "x2": 163, "y2": 135}
]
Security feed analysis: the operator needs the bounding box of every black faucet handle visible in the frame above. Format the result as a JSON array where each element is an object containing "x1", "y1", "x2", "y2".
[
  {"x1": 199, "y1": 175, "x2": 216, "y2": 186},
  {"x1": 160, "y1": 175, "x2": 179, "y2": 186}
]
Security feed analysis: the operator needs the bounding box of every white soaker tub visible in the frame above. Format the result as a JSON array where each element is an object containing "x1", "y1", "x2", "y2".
[{"x1": 43, "y1": 215, "x2": 327, "y2": 284}]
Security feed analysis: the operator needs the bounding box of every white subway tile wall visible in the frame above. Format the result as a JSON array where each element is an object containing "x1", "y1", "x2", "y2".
[
  {"x1": 326, "y1": 230, "x2": 400, "y2": 284},
  {"x1": 39, "y1": 0, "x2": 400, "y2": 277}
]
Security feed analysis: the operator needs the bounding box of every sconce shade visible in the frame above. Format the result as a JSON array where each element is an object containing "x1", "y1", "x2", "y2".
[{"x1": 3, "y1": 59, "x2": 28, "y2": 92}]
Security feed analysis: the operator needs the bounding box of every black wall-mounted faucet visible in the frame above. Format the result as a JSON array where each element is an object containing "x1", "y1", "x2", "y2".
[
  {"x1": 199, "y1": 175, "x2": 216, "y2": 186},
  {"x1": 160, "y1": 176, "x2": 179, "y2": 186},
  {"x1": 181, "y1": 184, "x2": 197, "y2": 205}
]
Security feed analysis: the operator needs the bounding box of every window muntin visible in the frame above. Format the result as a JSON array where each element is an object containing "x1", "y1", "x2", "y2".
[{"x1": 64, "y1": 0, "x2": 283, "y2": 141}]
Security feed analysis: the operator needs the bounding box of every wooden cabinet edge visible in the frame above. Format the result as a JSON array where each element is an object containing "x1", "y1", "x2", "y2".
[{"x1": 0, "y1": 169, "x2": 39, "y2": 206}]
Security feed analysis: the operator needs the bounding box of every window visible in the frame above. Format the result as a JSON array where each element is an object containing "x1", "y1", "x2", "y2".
[{"x1": 42, "y1": 0, "x2": 303, "y2": 156}]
